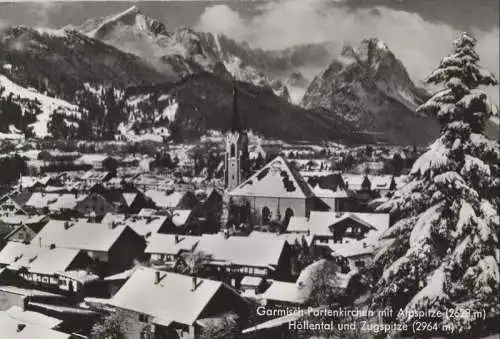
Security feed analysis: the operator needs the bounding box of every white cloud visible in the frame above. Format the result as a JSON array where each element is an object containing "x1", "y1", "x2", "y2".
[{"x1": 196, "y1": 0, "x2": 499, "y2": 103}]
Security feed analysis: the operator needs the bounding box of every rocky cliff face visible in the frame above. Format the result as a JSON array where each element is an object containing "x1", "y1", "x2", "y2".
[
  {"x1": 75, "y1": 6, "x2": 292, "y2": 101},
  {"x1": 301, "y1": 38, "x2": 440, "y2": 145}
]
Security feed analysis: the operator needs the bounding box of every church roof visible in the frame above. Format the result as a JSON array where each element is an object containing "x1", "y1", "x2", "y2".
[{"x1": 229, "y1": 156, "x2": 314, "y2": 199}]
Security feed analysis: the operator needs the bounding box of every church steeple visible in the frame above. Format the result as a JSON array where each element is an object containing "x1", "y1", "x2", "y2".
[
  {"x1": 224, "y1": 82, "x2": 249, "y2": 191},
  {"x1": 231, "y1": 84, "x2": 240, "y2": 133}
]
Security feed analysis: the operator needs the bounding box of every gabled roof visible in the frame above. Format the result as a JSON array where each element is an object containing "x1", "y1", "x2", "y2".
[
  {"x1": 287, "y1": 211, "x2": 390, "y2": 236},
  {"x1": 48, "y1": 194, "x2": 87, "y2": 211},
  {"x1": 31, "y1": 220, "x2": 138, "y2": 252},
  {"x1": 249, "y1": 231, "x2": 314, "y2": 247},
  {"x1": 172, "y1": 209, "x2": 193, "y2": 227},
  {"x1": 144, "y1": 190, "x2": 187, "y2": 209},
  {"x1": 25, "y1": 193, "x2": 60, "y2": 209},
  {"x1": 145, "y1": 234, "x2": 200, "y2": 255},
  {"x1": 1, "y1": 242, "x2": 82, "y2": 275},
  {"x1": 229, "y1": 156, "x2": 314, "y2": 199},
  {"x1": 0, "y1": 313, "x2": 70, "y2": 339},
  {"x1": 311, "y1": 186, "x2": 348, "y2": 199},
  {"x1": 196, "y1": 234, "x2": 287, "y2": 268},
  {"x1": 122, "y1": 193, "x2": 138, "y2": 207},
  {"x1": 101, "y1": 213, "x2": 168, "y2": 238},
  {"x1": 109, "y1": 267, "x2": 234, "y2": 326},
  {"x1": 258, "y1": 280, "x2": 307, "y2": 304},
  {"x1": 5, "y1": 306, "x2": 63, "y2": 329}
]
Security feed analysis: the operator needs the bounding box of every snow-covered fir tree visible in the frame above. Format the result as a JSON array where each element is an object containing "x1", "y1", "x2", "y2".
[{"x1": 372, "y1": 32, "x2": 499, "y2": 335}]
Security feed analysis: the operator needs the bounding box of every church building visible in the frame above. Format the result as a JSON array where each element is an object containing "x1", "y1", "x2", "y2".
[{"x1": 223, "y1": 89, "x2": 328, "y2": 226}]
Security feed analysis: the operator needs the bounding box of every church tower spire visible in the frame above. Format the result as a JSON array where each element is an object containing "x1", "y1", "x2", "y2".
[
  {"x1": 231, "y1": 85, "x2": 240, "y2": 133},
  {"x1": 224, "y1": 82, "x2": 249, "y2": 191}
]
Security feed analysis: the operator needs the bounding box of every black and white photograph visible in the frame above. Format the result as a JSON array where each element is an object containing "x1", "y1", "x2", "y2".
[{"x1": 0, "y1": 0, "x2": 498, "y2": 338}]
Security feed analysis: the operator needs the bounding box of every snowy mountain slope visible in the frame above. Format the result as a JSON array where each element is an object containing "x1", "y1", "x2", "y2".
[
  {"x1": 0, "y1": 25, "x2": 173, "y2": 103},
  {"x1": 122, "y1": 72, "x2": 369, "y2": 144},
  {"x1": 0, "y1": 74, "x2": 80, "y2": 137},
  {"x1": 75, "y1": 6, "x2": 292, "y2": 102},
  {"x1": 301, "y1": 38, "x2": 440, "y2": 145}
]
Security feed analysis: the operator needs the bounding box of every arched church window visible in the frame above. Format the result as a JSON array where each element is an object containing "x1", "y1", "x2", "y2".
[
  {"x1": 230, "y1": 144, "x2": 236, "y2": 157},
  {"x1": 284, "y1": 208, "x2": 294, "y2": 228},
  {"x1": 261, "y1": 207, "x2": 271, "y2": 225}
]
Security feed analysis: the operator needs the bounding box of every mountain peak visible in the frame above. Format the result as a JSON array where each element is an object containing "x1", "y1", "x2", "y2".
[
  {"x1": 83, "y1": 5, "x2": 167, "y2": 39},
  {"x1": 301, "y1": 37, "x2": 440, "y2": 145},
  {"x1": 341, "y1": 37, "x2": 393, "y2": 68}
]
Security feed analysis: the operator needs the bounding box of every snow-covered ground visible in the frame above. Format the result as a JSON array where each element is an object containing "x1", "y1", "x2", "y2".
[{"x1": 0, "y1": 74, "x2": 80, "y2": 137}]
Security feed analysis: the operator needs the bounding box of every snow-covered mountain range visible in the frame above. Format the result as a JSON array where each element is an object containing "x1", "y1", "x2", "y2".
[
  {"x1": 301, "y1": 38, "x2": 441, "y2": 144},
  {"x1": 0, "y1": 6, "x2": 496, "y2": 143},
  {"x1": 73, "y1": 5, "x2": 291, "y2": 101}
]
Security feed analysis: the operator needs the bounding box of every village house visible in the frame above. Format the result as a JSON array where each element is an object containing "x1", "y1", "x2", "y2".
[
  {"x1": 74, "y1": 192, "x2": 116, "y2": 219},
  {"x1": 194, "y1": 233, "x2": 294, "y2": 286},
  {"x1": 287, "y1": 211, "x2": 389, "y2": 245},
  {"x1": 0, "y1": 242, "x2": 96, "y2": 294},
  {"x1": 30, "y1": 220, "x2": 146, "y2": 275},
  {"x1": 1, "y1": 215, "x2": 49, "y2": 244},
  {"x1": 0, "y1": 191, "x2": 31, "y2": 216},
  {"x1": 107, "y1": 267, "x2": 249, "y2": 339},
  {"x1": 91, "y1": 184, "x2": 155, "y2": 215},
  {"x1": 144, "y1": 234, "x2": 200, "y2": 267},
  {"x1": 287, "y1": 211, "x2": 390, "y2": 263}
]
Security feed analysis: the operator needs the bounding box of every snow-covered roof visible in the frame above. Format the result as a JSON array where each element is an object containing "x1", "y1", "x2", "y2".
[
  {"x1": 0, "y1": 215, "x2": 46, "y2": 226},
  {"x1": 0, "y1": 312, "x2": 70, "y2": 339},
  {"x1": 312, "y1": 185, "x2": 348, "y2": 198},
  {"x1": 328, "y1": 241, "x2": 375, "y2": 258},
  {"x1": 196, "y1": 233, "x2": 287, "y2": 268},
  {"x1": 122, "y1": 193, "x2": 137, "y2": 207},
  {"x1": 145, "y1": 190, "x2": 186, "y2": 209},
  {"x1": 75, "y1": 154, "x2": 111, "y2": 167},
  {"x1": 48, "y1": 194, "x2": 87, "y2": 211},
  {"x1": 31, "y1": 220, "x2": 136, "y2": 252},
  {"x1": 241, "y1": 276, "x2": 264, "y2": 287},
  {"x1": 104, "y1": 266, "x2": 139, "y2": 281},
  {"x1": 0, "y1": 242, "x2": 81, "y2": 275},
  {"x1": 101, "y1": 213, "x2": 168, "y2": 238},
  {"x1": 109, "y1": 267, "x2": 232, "y2": 326},
  {"x1": 249, "y1": 231, "x2": 313, "y2": 247},
  {"x1": 230, "y1": 156, "x2": 314, "y2": 199},
  {"x1": 172, "y1": 209, "x2": 192, "y2": 227},
  {"x1": 258, "y1": 280, "x2": 307, "y2": 304},
  {"x1": 287, "y1": 211, "x2": 390, "y2": 236},
  {"x1": 25, "y1": 193, "x2": 60, "y2": 209},
  {"x1": 145, "y1": 234, "x2": 200, "y2": 255},
  {"x1": 4, "y1": 306, "x2": 63, "y2": 329}
]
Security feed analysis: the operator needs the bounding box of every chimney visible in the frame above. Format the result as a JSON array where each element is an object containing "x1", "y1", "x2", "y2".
[
  {"x1": 155, "y1": 271, "x2": 161, "y2": 284},
  {"x1": 191, "y1": 276, "x2": 198, "y2": 291},
  {"x1": 38, "y1": 237, "x2": 42, "y2": 248},
  {"x1": 175, "y1": 235, "x2": 179, "y2": 244},
  {"x1": 363, "y1": 242, "x2": 367, "y2": 248},
  {"x1": 17, "y1": 324, "x2": 26, "y2": 332}
]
